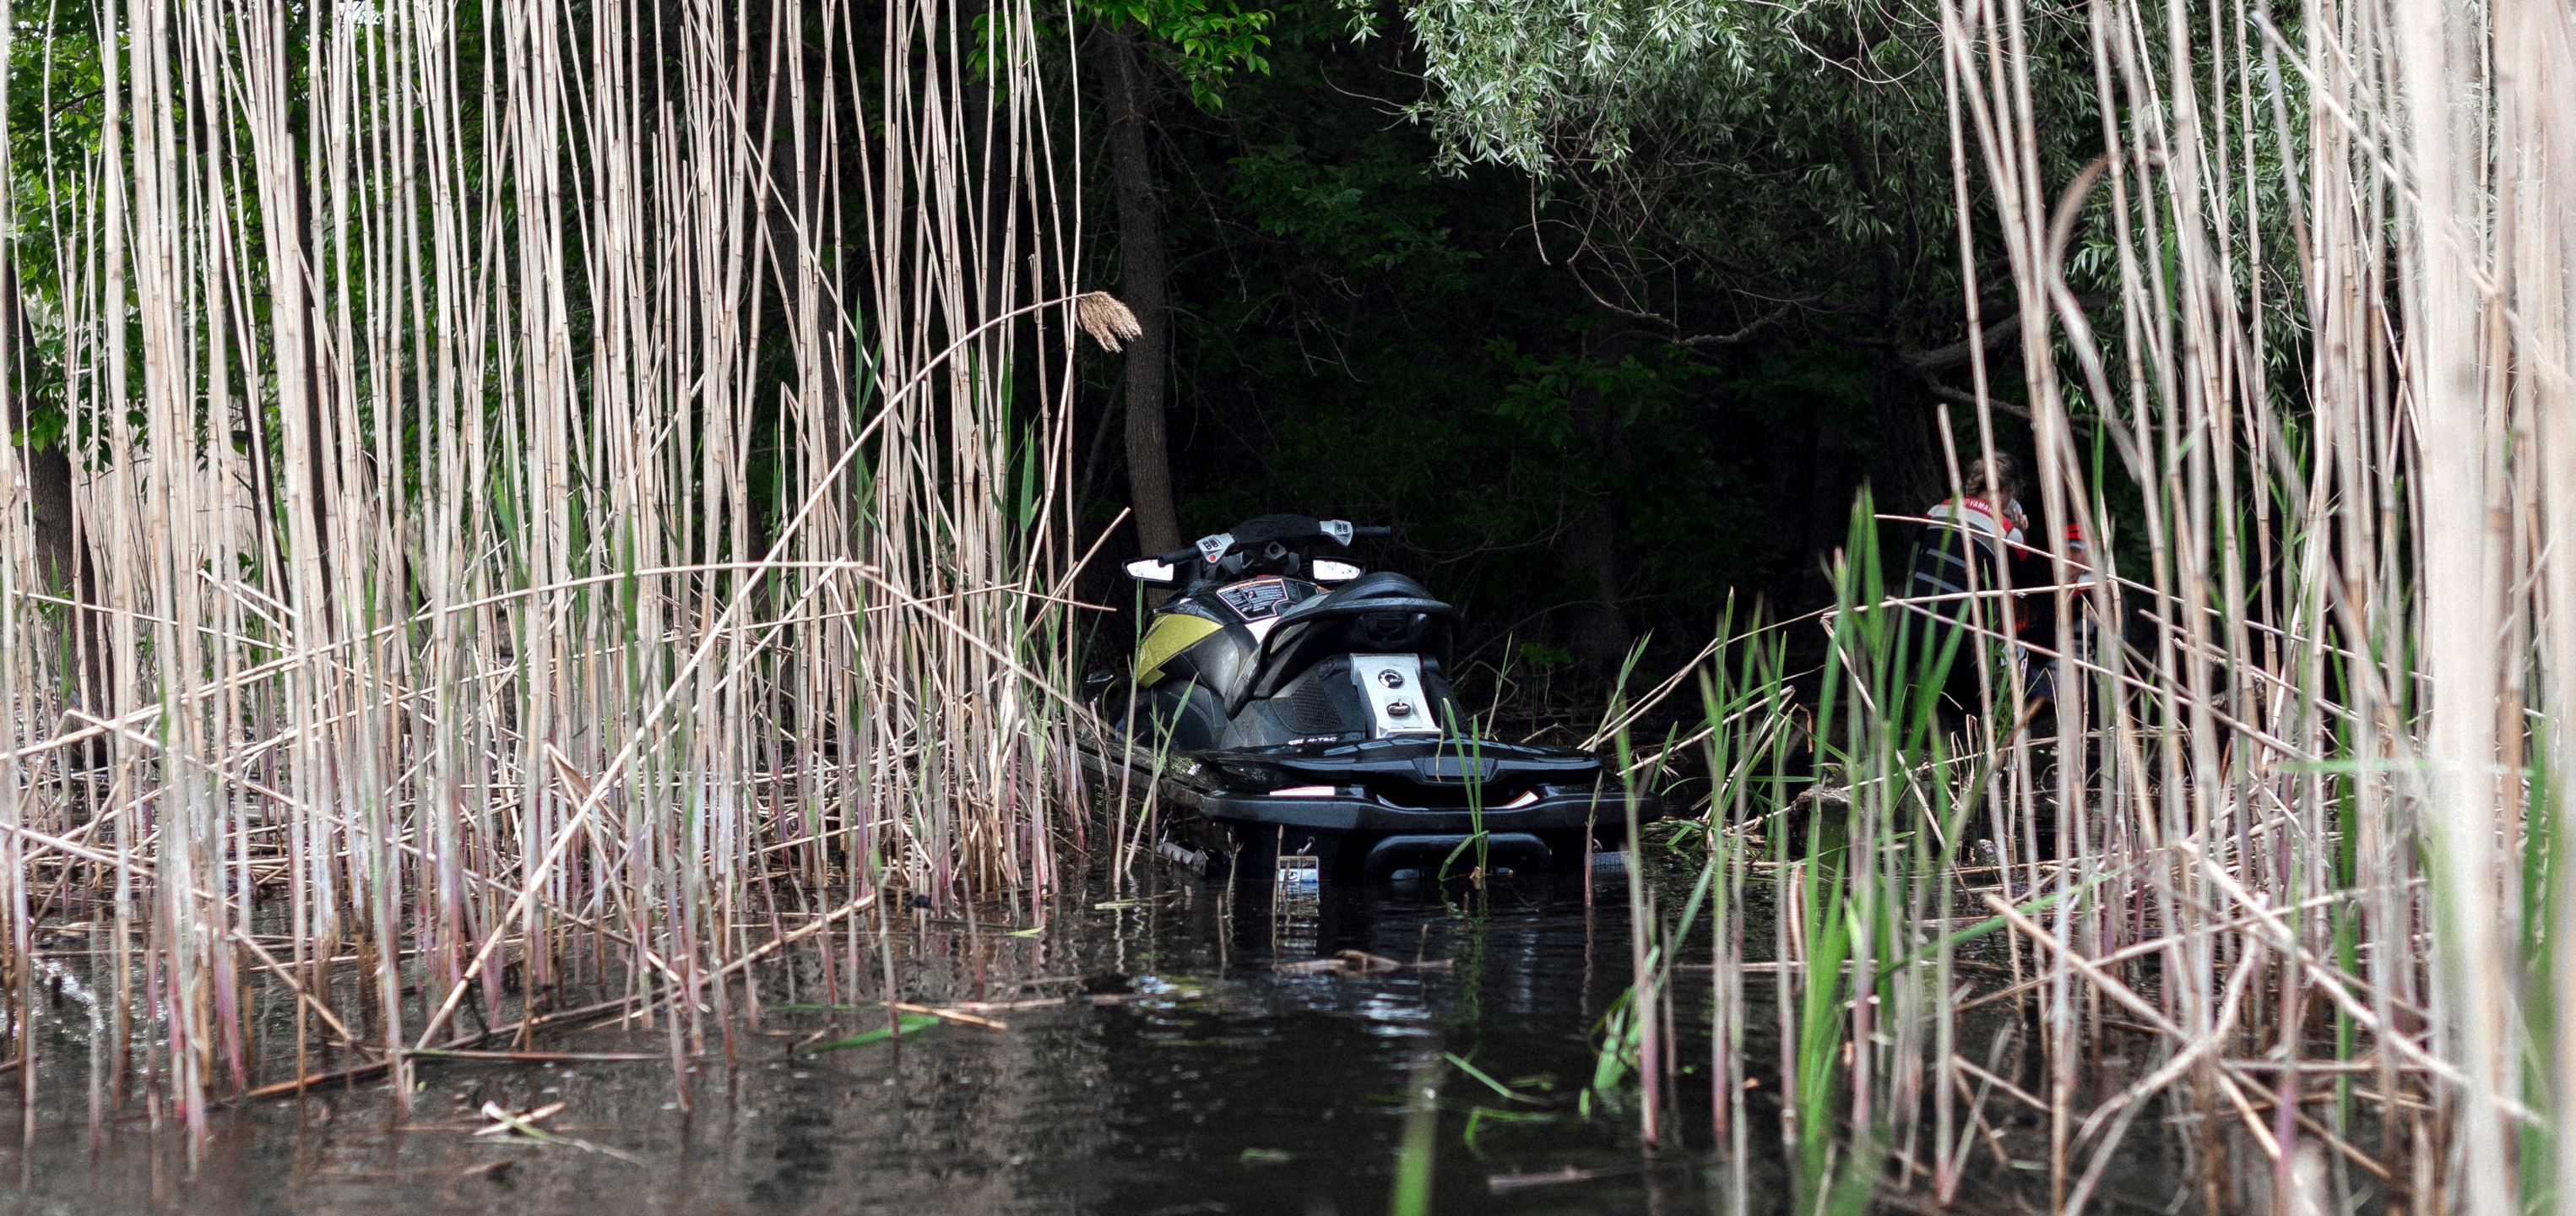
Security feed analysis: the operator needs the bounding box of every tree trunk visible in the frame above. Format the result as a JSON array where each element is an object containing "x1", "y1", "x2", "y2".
[
  {"x1": 1561, "y1": 495, "x2": 1629, "y2": 675},
  {"x1": 1095, "y1": 23, "x2": 1182, "y2": 557},
  {"x1": 1562, "y1": 325, "x2": 1634, "y2": 676},
  {"x1": 1873, "y1": 351, "x2": 1948, "y2": 513},
  {"x1": 4, "y1": 254, "x2": 107, "y2": 716},
  {"x1": 13, "y1": 392, "x2": 78, "y2": 602},
  {"x1": 2, "y1": 258, "x2": 75, "y2": 594}
]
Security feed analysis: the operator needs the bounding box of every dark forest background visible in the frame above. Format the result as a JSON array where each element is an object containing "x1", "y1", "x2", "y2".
[
  {"x1": 5, "y1": 0, "x2": 2103, "y2": 719},
  {"x1": 1063, "y1": 1, "x2": 2076, "y2": 718}
]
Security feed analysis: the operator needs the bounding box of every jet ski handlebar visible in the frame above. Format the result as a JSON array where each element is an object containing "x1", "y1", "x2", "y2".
[{"x1": 1151, "y1": 521, "x2": 1388, "y2": 567}]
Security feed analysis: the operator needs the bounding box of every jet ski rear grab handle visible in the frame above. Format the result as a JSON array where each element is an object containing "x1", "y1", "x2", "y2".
[{"x1": 1222, "y1": 595, "x2": 1458, "y2": 716}]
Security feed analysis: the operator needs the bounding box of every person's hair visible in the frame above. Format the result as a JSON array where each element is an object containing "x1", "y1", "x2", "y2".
[{"x1": 1962, "y1": 453, "x2": 2021, "y2": 501}]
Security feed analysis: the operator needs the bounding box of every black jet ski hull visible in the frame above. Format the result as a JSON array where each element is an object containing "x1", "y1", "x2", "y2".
[
  {"x1": 1196, "y1": 790, "x2": 1655, "y2": 879},
  {"x1": 1084, "y1": 735, "x2": 1665, "y2": 880},
  {"x1": 1195, "y1": 786, "x2": 1646, "y2": 837}
]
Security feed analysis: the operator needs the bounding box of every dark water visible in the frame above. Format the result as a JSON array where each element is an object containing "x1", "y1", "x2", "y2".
[{"x1": 2, "y1": 865, "x2": 1720, "y2": 1215}]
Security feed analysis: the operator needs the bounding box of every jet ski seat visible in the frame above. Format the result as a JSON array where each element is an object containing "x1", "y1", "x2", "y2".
[{"x1": 1229, "y1": 572, "x2": 1458, "y2": 716}]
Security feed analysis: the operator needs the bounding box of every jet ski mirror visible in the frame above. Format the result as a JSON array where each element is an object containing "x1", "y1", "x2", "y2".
[
  {"x1": 1125, "y1": 557, "x2": 1179, "y2": 585},
  {"x1": 1310, "y1": 558, "x2": 1363, "y2": 583}
]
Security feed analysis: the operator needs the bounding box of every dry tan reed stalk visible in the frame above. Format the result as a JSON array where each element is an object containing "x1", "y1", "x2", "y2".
[
  {"x1": 1678, "y1": 0, "x2": 2576, "y2": 1207},
  {"x1": 1871, "y1": 0, "x2": 2576, "y2": 1203},
  {"x1": 1, "y1": 0, "x2": 1098, "y2": 1122}
]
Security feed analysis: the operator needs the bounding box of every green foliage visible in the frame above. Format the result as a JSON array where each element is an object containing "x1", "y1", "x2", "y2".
[
  {"x1": 1227, "y1": 139, "x2": 1472, "y2": 281},
  {"x1": 1515, "y1": 640, "x2": 1572, "y2": 671},
  {"x1": 1484, "y1": 338, "x2": 1697, "y2": 448},
  {"x1": 8, "y1": 3, "x2": 107, "y2": 454},
  {"x1": 1735, "y1": 345, "x2": 1875, "y2": 437},
  {"x1": 1342, "y1": 0, "x2": 2075, "y2": 346},
  {"x1": 8, "y1": 2, "x2": 110, "y2": 215},
  {"x1": 1092, "y1": 16, "x2": 1846, "y2": 665},
  {"x1": 1340, "y1": 0, "x2": 1764, "y2": 176},
  {"x1": 1084, "y1": 0, "x2": 1276, "y2": 109}
]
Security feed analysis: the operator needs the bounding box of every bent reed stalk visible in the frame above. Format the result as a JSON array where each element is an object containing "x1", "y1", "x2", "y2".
[
  {"x1": 0, "y1": 0, "x2": 1102, "y2": 1129},
  {"x1": 1643, "y1": 0, "x2": 2576, "y2": 1209}
]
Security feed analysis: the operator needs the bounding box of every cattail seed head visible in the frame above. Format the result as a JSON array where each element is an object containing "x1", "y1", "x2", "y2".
[{"x1": 1076, "y1": 291, "x2": 1142, "y2": 352}]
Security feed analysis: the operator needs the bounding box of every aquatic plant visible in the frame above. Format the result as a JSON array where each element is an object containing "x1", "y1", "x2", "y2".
[
  {"x1": 1594, "y1": 0, "x2": 2576, "y2": 1206},
  {"x1": 0, "y1": 0, "x2": 1093, "y2": 1129}
]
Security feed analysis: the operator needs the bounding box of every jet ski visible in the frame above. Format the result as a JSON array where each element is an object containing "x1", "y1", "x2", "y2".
[{"x1": 1083, "y1": 513, "x2": 1663, "y2": 882}]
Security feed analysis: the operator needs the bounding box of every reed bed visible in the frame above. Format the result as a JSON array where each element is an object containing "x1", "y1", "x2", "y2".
[
  {"x1": 1603, "y1": 0, "x2": 2576, "y2": 1208},
  {"x1": 1, "y1": 0, "x2": 1103, "y2": 1131},
  {"x1": 8, "y1": 3, "x2": 2574, "y2": 1211}
]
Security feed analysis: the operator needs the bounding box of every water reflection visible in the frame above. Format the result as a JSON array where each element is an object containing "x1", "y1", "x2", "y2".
[{"x1": 3, "y1": 866, "x2": 1703, "y2": 1214}]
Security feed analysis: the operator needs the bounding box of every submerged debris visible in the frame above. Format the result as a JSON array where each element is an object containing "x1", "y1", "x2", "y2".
[
  {"x1": 807, "y1": 1015, "x2": 943, "y2": 1052},
  {"x1": 470, "y1": 1100, "x2": 567, "y2": 1137},
  {"x1": 1274, "y1": 950, "x2": 1453, "y2": 975},
  {"x1": 476, "y1": 1102, "x2": 644, "y2": 1166}
]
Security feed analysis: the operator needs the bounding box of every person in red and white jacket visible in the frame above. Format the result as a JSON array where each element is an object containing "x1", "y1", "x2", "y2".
[
  {"x1": 1906, "y1": 453, "x2": 2044, "y2": 714},
  {"x1": 2019, "y1": 522, "x2": 2099, "y2": 707}
]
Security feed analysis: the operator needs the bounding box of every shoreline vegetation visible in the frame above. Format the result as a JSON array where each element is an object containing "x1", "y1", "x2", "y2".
[
  {"x1": 1645, "y1": 0, "x2": 2572, "y2": 1206},
  {"x1": 3, "y1": 0, "x2": 2572, "y2": 1213},
  {"x1": 1, "y1": 0, "x2": 1093, "y2": 1143}
]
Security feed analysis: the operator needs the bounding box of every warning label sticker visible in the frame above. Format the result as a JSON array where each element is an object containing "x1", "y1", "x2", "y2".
[{"x1": 1213, "y1": 577, "x2": 1293, "y2": 622}]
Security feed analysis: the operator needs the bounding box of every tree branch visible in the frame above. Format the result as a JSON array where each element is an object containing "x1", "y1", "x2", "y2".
[
  {"x1": 1678, "y1": 301, "x2": 1798, "y2": 348},
  {"x1": 1901, "y1": 310, "x2": 2026, "y2": 373}
]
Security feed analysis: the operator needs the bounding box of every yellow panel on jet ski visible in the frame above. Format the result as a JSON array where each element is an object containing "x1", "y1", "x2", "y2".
[{"x1": 1135, "y1": 613, "x2": 1224, "y2": 685}]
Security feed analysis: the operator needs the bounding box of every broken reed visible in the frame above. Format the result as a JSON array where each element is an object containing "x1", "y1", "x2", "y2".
[
  {"x1": 0, "y1": 0, "x2": 1097, "y2": 1129},
  {"x1": 1604, "y1": 0, "x2": 2576, "y2": 1209}
]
